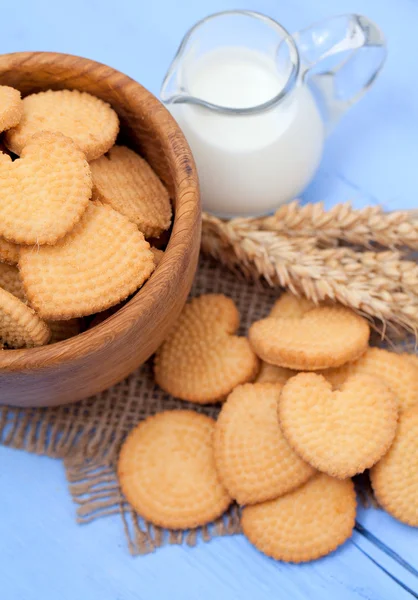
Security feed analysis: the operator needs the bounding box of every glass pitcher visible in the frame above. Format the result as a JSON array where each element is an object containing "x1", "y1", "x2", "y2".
[{"x1": 161, "y1": 10, "x2": 386, "y2": 217}]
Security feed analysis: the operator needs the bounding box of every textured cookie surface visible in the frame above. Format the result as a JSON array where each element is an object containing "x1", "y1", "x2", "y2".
[
  {"x1": 371, "y1": 405, "x2": 418, "y2": 526},
  {"x1": 90, "y1": 145, "x2": 172, "y2": 238},
  {"x1": 0, "y1": 86, "x2": 22, "y2": 132},
  {"x1": 0, "y1": 132, "x2": 92, "y2": 245},
  {"x1": 249, "y1": 301, "x2": 370, "y2": 370},
  {"x1": 256, "y1": 362, "x2": 297, "y2": 385},
  {"x1": 0, "y1": 287, "x2": 50, "y2": 348},
  {"x1": 5, "y1": 89, "x2": 119, "y2": 160},
  {"x1": 118, "y1": 410, "x2": 231, "y2": 529},
  {"x1": 279, "y1": 373, "x2": 398, "y2": 478},
  {"x1": 214, "y1": 383, "x2": 315, "y2": 505},
  {"x1": 0, "y1": 262, "x2": 26, "y2": 302},
  {"x1": 0, "y1": 237, "x2": 20, "y2": 265},
  {"x1": 19, "y1": 202, "x2": 155, "y2": 320},
  {"x1": 242, "y1": 474, "x2": 356, "y2": 563},
  {"x1": 323, "y1": 347, "x2": 418, "y2": 412},
  {"x1": 269, "y1": 293, "x2": 317, "y2": 318},
  {"x1": 154, "y1": 294, "x2": 259, "y2": 403}
]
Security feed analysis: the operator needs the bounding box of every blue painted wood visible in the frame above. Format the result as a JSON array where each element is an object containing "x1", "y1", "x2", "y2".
[{"x1": 0, "y1": 0, "x2": 417, "y2": 598}]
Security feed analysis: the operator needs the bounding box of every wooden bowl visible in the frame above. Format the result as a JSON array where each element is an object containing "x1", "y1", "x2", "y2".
[{"x1": 0, "y1": 52, "x2": 201, "y2": 408}]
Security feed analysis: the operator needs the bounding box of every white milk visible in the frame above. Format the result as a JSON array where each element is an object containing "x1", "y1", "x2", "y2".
[{"x1": 169, "y1": 47, "x2": 325, "y2": 217}]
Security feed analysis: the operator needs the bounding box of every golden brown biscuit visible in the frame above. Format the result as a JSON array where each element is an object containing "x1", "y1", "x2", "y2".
[
  {"x1": 371, "y1": 404, "x2": 418, "y2": 526},
  {"x1": 242, "y1": 473, "x2": 356, "y2": 563},
  {"x1": 118, "y1": 410, "x2": 231, "y2": 529},
  {"x1": 0, "y1": 132, "x2": 92, "y2": 245},
  {"x1": 0, "y1": 262, "x2": 26, "y2": 302},
  {"x1": 0, "y1": 237, "x2": 20, "y2": 265},
  {"x1": 269, "y1": 293, "x2": 316, "y2": 318},
  {"x1": 249, "y1": 301, "x2": 369, "y2": 370},
  {"x1": 323, "y1": 347, "x2": 418, "y2": 412},
  {"x1": 0, "y1": 287, "x2": 50, "y2": 348},
  {"x1": 19, "y1": 202, "x2": 154, "y2": 320},
  {"x1": 255, "y1": 362, "x2": 297, "y2": 385},
  {"x1": 279, "y1": 373, "x2": 398, "y2": 478},
  {"x1": 5, "y1": 89, "x2": 119, "y2": 160},
  {"x1": 154, "y1": 294, "x2": 259, "y2": 403},
  {"x1": 90, "y1": 146, "x2": 172, "y2": 238},
  {"x1": 0, "y1": 86, "x2": 22, "y2": 132},
  {"x1": 214, "y1": 383, "x2": 315, "y2": 505}
]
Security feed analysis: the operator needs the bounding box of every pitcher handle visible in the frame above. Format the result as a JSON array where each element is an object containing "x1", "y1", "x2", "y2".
[{"x1": 292, "y1": 14, "x2": 387, "y2": 132}]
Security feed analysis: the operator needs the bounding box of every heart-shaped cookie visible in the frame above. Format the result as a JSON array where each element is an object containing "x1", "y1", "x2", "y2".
[
  {"x1": 19, "y1": 202, "x2": 155, "y2": 320},
  {"x1": 0, "y1": 131, "x2": 92, "y2": 245},
  {"x1": 322, "y1": 347, "x2": 418, "y2": 412},
  {"x1": 249, "y1": 299, "x2": 370, "y2": 370},
  {"x1": 278, "y1": 372, "x2": 398, "y2": 478},
  {"x1": 154, "y1": 294, "x2": 259, "y2": 403}
]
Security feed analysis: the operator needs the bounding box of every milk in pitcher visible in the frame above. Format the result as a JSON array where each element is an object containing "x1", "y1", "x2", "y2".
[{"x1": 169, "y1": 46, "x2": 325, "y2": 216}]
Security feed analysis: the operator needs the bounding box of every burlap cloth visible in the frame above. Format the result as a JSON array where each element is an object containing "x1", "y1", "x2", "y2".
[{"x1": 0, "y1": 254, "x2": 411, "y2": 555}]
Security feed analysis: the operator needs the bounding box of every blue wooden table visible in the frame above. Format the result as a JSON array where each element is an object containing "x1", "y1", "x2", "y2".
[{"x1": 1, "y1": 1, "x2": 418, "y2": 598}]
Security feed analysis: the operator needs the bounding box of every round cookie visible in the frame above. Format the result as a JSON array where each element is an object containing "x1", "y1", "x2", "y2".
[
  {"x1": 249, "y1": 303, "x2": 369, "y2": 371},
  {"x1": 323, "y1": 347, "x2": 418, "y2": 412},
  {"x1": 279, "y1": 373, "x2": 398, "y2": 478},
  {"x1": 155, "y1": 294, "x2": 259, "y2": 404},
  {"x1": 0, "y1": 287, "x2": 50, "y2": 348},
  {"x1": 242, "y1": 473, "x2": 356, "y2": 563},
  {"x1": 256, "y1": 362, "x2": 297, "y2": 385},
  {"x1": 118, "y1": 410, "x2": 231, "y2": 529},
  {"x1": 0, "y1": 237, "x2": 19, "y2": 265},
  {"x1": 214, "y1": 383, "x2": 315, "y2": 505},
  {"x1": 90, "y1": 145, "x2": 172, "y2": 238},
  {"x1": 371, "y1": 404, "x2": 418, "y2": 526},
  {"x1": 0, "y1": 131, "x2": 92, "y2": 245},
  {"x1": 19, "y1": 202, "x2": 155, "y2": 320},
  {"x1": 0, "y1": 262, "x2": 26, "y2": 302},
  {"x1": 5, "y1": 89, "x2": 119, "y2": 161},
  {"x1": 0, "y1": 86, "x2": 22, "y2": 132}
]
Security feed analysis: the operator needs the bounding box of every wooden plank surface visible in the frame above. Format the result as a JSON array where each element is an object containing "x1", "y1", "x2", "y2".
[{"x1": 1, "y1": 0, "x2": 418, "y2": 598}]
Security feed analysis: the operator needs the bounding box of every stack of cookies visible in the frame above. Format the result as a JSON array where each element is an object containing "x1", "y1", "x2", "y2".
[
  {"x1": 0, "y1": 86, "x2": 171, "y2": 348},
  {"x1": 118, "y1": 293, "x2": 418, "y2": 563}
]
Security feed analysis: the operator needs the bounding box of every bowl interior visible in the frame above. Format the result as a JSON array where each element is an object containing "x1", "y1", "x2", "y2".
[{"x1": 0, "y1": 52, "x2": 200, "y2": 372}]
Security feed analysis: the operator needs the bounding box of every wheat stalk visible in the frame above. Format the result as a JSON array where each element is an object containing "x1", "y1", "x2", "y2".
[
  {"x1": 223, "y1": 201, "x2": 418, "y2": 249},
  {"x1": 201, "y1": 213, "x2": 418, "y2": 332}
]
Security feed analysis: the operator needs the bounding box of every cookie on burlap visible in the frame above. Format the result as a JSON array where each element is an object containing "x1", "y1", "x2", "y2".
[
  {"x1": 323, "y1": 347, "x2": 418, "y2": 412},
  {"x1": 90, "y1": 146, "x2": 172, "y2": 238},
  {"x1": 118, "y1": 410, "x2": 231, "y2": 529},
  {"x1": 151, "y1": 247, "x2": 164, "y2": 267},
  {"x1": 256, "y1": 362, "x2": 297, "y2": 385},
  {"x1": 0, "y1": 237, "x2": 19, "y2": 265},
  {"x1": 242, "y1": 473, "x2": 356, "y2": 563},
  {"x1": 371, "y1": 405, "x2": 418, "y2": 526},
  {"x1": 214, "y1": 383, "x2": 315, "y2": 505},
  {"x1": 19, "y1": 202, "x2": 155, "y2": 320},
  {"x1": 49, "y1": 319, "x2": 82, "y2": 344},
  {"x1": 279, "y1": 373, "x2": 398, "y2": 478},
  {"x1": 269, "y1": 292, "x2": 316, "y2": 318},
  {"x1": 0, "y1": 86, "x2": 22, "y2": 132},
  {"x1": 249, "y1": 298, "x2": 369, "y2": 370},
  {"x1": 0, "y1": 132, "x2": 92, "y2": 245},
  {"x1": 5, "y1": 89, "x2": 119, "y2": 161},
  {"x1": 0, "y1": 262, "x2": 26, "y2": 302},
  {"x1": 0, "y1": 287, "x2": 50, "y2": 348},
  {"x1": 154, "y1": 294, "x2": 259, "y2": 403}
]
